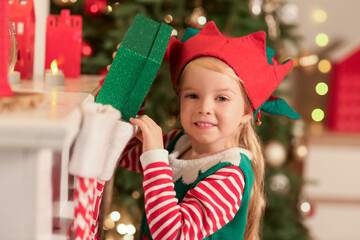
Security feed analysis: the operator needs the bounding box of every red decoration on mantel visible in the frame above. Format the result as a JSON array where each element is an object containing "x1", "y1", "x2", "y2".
[
  {"x1": 327, "y1": 47, "x2": 360, "y2": 132},
  {"x1": 84, "y1": 0, "x2": 108, "y2": 17},
  {"x1": 9, "y1": 0, "x2": 35, "y2": 80},
  {"x1": 0, "y1": 0, "x2": 13, "y2": 97},
  {"x1": 45, "y1": 10, "x2": 82, "y2": 78}
]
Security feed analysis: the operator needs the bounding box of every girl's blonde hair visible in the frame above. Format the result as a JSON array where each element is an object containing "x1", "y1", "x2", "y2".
[{"x1": 179, "y1": 57, "x2": 265, "y2": 240}]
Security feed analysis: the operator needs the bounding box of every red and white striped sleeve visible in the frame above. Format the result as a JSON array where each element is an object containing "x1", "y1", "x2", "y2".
[
  {"x1": 118, "y1": 129, "x2": 180, "y2": 174},
  {"x1": 142, "y1": 161, "x2": 245, "y2": 240}
]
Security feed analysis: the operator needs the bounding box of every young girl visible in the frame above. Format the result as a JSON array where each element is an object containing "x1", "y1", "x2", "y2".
[{"x1": 117, "y1": 21, "x2": 298, "y2": 240}]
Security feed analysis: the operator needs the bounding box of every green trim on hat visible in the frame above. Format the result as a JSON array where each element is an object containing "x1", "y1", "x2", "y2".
[
  {"x1": 261, "y1": 98, "x2": 300, "y2": 119},
  {"x1": 254, "y1": 96, "x2": 300, "y2": 119},
  {"x1": 266, "y1": 47, "x2": 275, "y2": 65},
  {"x1": 181, "y1": 27, "x2": 200, "y2": 43}
]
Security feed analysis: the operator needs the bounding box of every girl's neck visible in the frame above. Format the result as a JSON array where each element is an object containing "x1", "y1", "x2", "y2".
[{"x1": 183, "y1": 137, "x2": 236, "y2": 160}]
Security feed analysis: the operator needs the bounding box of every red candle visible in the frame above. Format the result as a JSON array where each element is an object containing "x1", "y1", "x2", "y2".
[{"x1": 0, "y1": 0, "x2": 13, "y2": 97}]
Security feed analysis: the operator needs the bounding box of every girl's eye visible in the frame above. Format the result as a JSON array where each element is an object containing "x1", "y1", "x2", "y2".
[
  {"x1": 186, "y1": 94, "x2": 198, "y2": 99},
  {"x1": 217, "y1": 96, "x2": 228, "y2": 102}
]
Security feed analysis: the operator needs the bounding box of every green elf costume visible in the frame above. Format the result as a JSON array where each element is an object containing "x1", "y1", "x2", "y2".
[{"x1": 131, "y1": 21, "x2": 300, "y2": 240}]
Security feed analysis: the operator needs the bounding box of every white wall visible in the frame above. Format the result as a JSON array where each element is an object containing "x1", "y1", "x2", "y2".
[{"x1": 289, "y1": 0, "x2": 360, "y2": 62}]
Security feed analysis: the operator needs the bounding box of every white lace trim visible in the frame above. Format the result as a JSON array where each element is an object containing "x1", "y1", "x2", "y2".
[{"x1": 168, "y1": 134, "x2": 252, "y2": 184}]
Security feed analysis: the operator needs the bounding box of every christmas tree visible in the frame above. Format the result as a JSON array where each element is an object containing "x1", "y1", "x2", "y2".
[{"x1": 52, "y1": 0, "x2": 310, "y2": 239}]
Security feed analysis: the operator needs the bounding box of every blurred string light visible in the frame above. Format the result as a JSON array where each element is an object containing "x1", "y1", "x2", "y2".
[
  {"x1": 106, "y1": 5, "x2": 112, "y2": 14},
  {"x1": 171, "y1": 29, "x2": 178, "y2": 36},
  {"x1": 300, "y1": 201, "x2": 311, "y2": 213},
  {"x1": 249, "y1": 0, "x2": 263, "y2": 16},
  {"x1": 313, "y1": 9, "x2": 327, "y2": 23},
  {"x1": 103, "y1": 218, "x2": 115, "y2": 230},
  {"x1": 124, "y1": 235, "x2": 134, "y2": 240},
  {"x1": 117, "y1": 224, "x2": 127, "y2": 235},
  {"x1": 132, "y1": 190, "x2": 141, "y2": 199},
  {"x1": 126, "y1": 225, "x2": 136, "y2": 235},
  {"x1": 252, "y1": 5, "x2": 262, "y2": 16},
  {"x1": 116, "y1": 224, "x2": 136, "y2": 235},
  {"x1": 110, "y1": 211, "x2": 121, "y2": 221},
  {"x1": 185, "y1": 5, "x2": 207, "y2": 28},
  {"x1": 315, "y1": 33, "x2": 329, "y2": 47},
  {"x1": 279, "y1": 3, "x2": 300, "y2": 25},
  {"x1": 316, "y1": 82, "x2": 328, "y2": 95},
  {"x1": 318, "y1": 59, "x2": 332, "y2": 73},
  {"x1": 312, "y1": 108, "x2": 325, "y2": 122},
  {"x1": 299, "y1": 54, "x2": 319, "y2": 67},
  {"x1": 198, "y1": 16, "x2": 207, "y2": 25},
  {"x1": 164, "y1": 14, "x2": 173, "y2": 24},
  {"x1": 295, "y1": 144, "x2": 308, "y2": 159}
]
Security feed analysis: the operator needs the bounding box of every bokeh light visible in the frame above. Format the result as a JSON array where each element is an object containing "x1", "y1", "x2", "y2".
[
  {"x1": 198, "y1": 16, "x2": 207, "y2": 25},
  {"x1": 110, "y1": 211, "x2": 121, "y2": 221},
  {"x1": 318, "y1": 59, "x2": 332, "y2": 73},
  {"x1": 103, "y1": 218, "x2": 115, "y2": 230},
  {"x1": 164, "y1": 14, "x2": 173, "y2": 24},
  {"x1": 300, "y1": 54, "x2": 319, "y2": 67},
  {"x1": 252, "y1": 5, "x2": 261, "y2": 15},
  {"x1": 312, "y1": 109, "x2": 325, "y2": 122},
  {"x1": 300, "y1": 201, "x2": 311, "y2": 213},
  {"x1": 316, "y1": 82, "x2": 328, "y2": 95},
  {"x1": 126, "y1": 224, "x2": 136, "y2": 235},
  {"x1": 313, "y1": 9, "x2": 327, "y2": 23},
  {"x1": 124, "y1": 234, "x2": 134, "y2": 240},
  {"x1": 117, "y1": 224, "x2": 127, "y2": 235},
  {"x1": 315, "y1": 33, "x2": 329, "y2": 47}
]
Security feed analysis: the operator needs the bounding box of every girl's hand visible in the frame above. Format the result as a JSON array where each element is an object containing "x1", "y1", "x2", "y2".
[{"x1": 129, "y1": 115, "x2": 164, "y2": 153}]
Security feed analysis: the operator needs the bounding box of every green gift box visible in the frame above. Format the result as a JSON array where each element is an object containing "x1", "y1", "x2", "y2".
[{"x1": 96, "y1": 14, "x2": 173, "y2": 122}]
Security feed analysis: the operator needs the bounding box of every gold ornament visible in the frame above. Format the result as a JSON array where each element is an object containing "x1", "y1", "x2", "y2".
[{"x1": 269, "y1": 173, "x2": 290, "y2": 195}]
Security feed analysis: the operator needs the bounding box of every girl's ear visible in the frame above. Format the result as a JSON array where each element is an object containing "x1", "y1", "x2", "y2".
[
  {"x1": 240, "y1": 106, "x2": 253, "y2": 124},
  {"x1": 240, "y1": 112, "x2": 252, "y2": 124}
]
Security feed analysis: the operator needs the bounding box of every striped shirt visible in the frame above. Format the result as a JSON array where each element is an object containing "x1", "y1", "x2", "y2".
[{"x1": 119, "y1": 130, "x2": 246, "y2": 240}]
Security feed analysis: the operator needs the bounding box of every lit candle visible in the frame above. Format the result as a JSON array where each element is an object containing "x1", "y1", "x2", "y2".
[
  {"x1": 45, "y1": 60, "x2": 65, "y2": 86},
  {"x1": 8, "y1": 67, "x2": 20, "y2": 84}
]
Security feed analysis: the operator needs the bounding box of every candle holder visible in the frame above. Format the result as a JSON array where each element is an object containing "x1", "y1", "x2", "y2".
[
  {"x1": 45, "y1": 60, "x2": 65, "y2": 86},
  {"x1": 8, "y1": 71, "x2": 20, "y2": 84}
]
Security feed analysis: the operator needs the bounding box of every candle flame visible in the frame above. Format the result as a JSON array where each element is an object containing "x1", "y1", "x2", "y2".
[{"x1": 51, "y1": 60, "x2": 59, "y2": 74}]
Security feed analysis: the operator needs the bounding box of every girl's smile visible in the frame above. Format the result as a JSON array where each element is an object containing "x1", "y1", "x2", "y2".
[{"x1": 194, "y1": 121, "x2": 217, "y2": 129}]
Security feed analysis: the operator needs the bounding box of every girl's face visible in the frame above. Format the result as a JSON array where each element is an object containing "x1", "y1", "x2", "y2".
[{"x1": 179, "y1": 61, "x2": 251, "y2": 150}]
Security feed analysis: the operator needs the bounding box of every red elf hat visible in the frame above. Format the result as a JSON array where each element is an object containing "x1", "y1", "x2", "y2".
[{"x1": 166, "y1": 21, "x2": 300, "y2": 120}]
